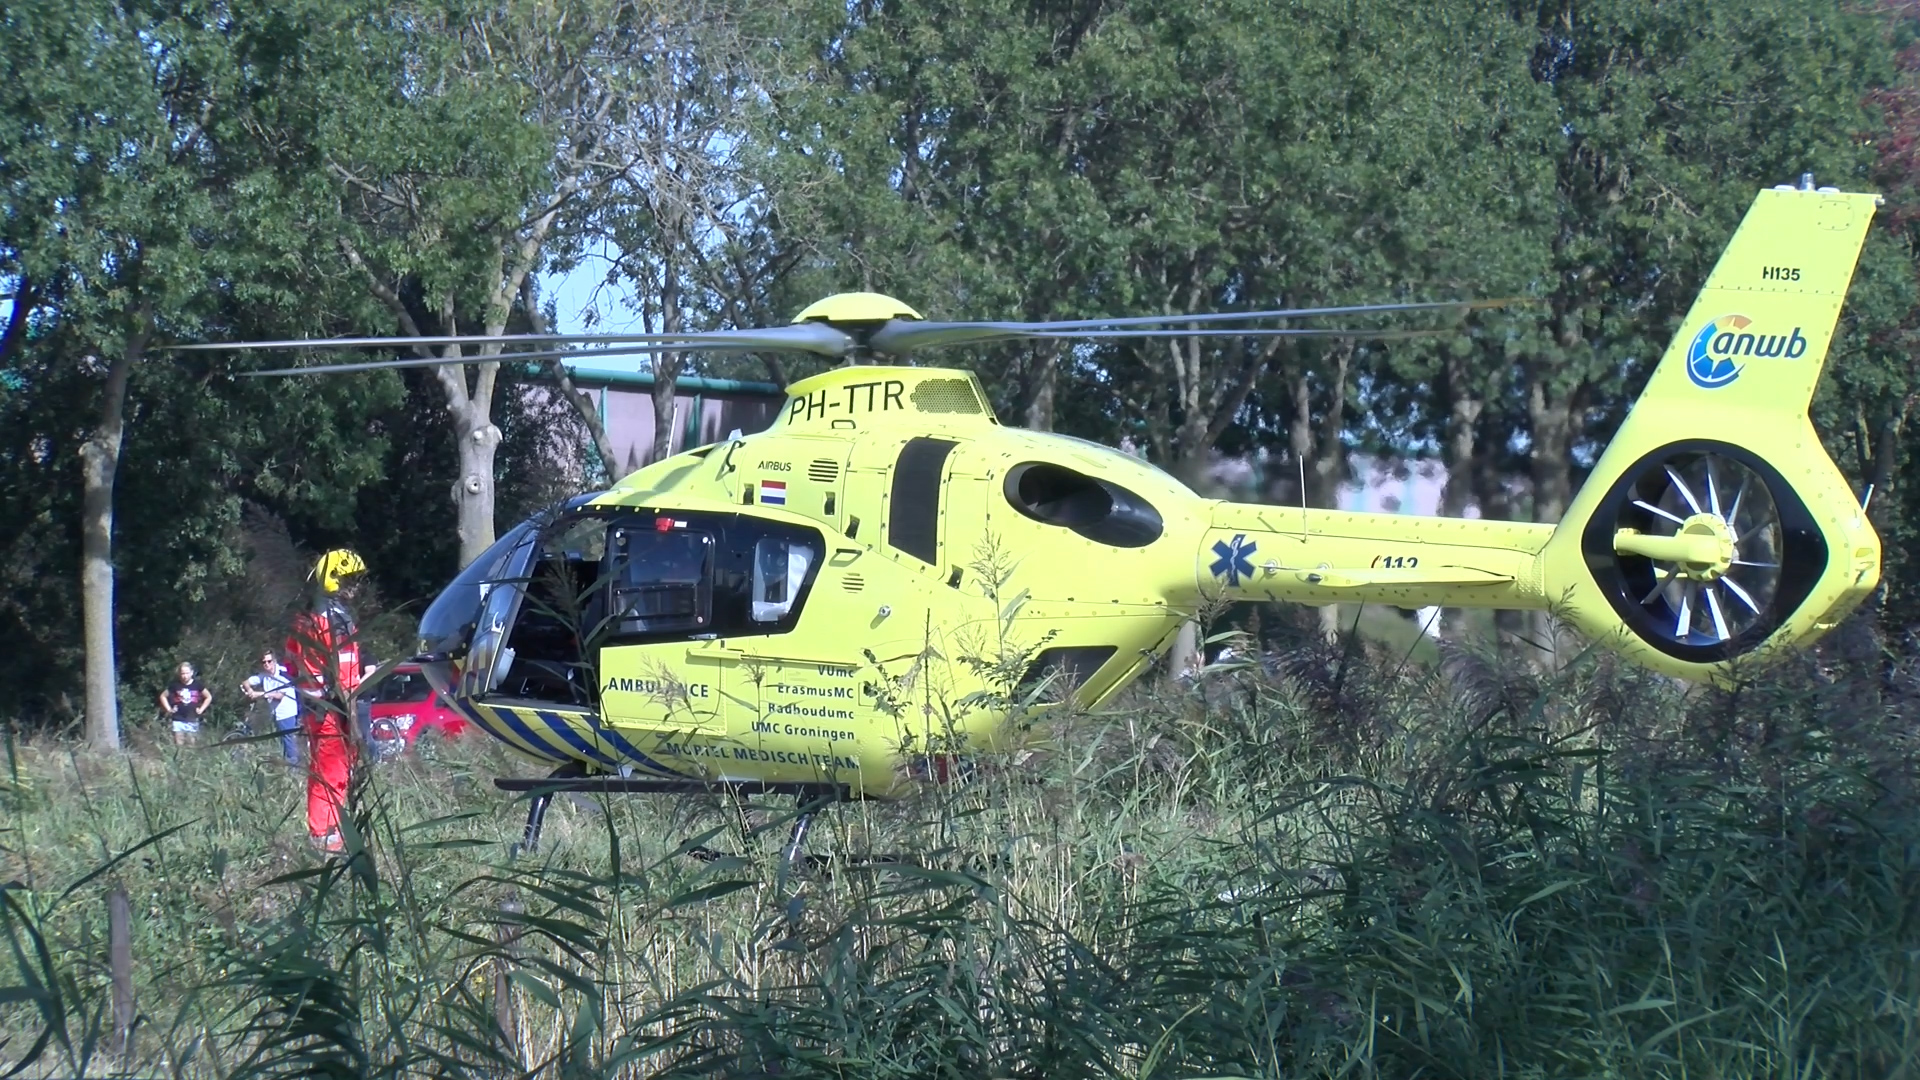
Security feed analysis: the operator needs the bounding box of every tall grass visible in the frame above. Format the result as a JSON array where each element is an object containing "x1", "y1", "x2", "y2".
[{"x1": 3, "y1": 620, "x2": 1918, "y2": 1078}]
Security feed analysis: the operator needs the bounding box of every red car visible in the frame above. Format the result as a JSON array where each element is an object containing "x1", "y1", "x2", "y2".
[{"x1": 365, "y1": 663, "x2": 470, "y2": 755}]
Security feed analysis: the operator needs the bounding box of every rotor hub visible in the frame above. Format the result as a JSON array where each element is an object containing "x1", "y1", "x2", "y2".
[
  {"x1": 1612, "y1": 512, "x2": 1736, "y2": 582},
  {"x1": 790, "y1": 292, "x2": 925, "y2": 326},
  {"x1": 1675, "y1": 513, "x2": 1736, "y2": 581}
]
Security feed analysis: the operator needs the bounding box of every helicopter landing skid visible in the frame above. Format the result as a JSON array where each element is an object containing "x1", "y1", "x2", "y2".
[
  {"x1": 497, "y1": 772, "x2": 852, "y2": 857},
  {"x1": 686, "y1": 844, "x2": 1009, "y2": 882}
]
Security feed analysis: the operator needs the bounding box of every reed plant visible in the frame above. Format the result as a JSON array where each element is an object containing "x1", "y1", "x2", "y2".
[{"x1": 3, "y1": 620, "x2": 1917, "y2": 1078}]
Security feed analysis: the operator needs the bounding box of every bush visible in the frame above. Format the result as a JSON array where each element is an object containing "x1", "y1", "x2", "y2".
[{"x1": 3, "y1": 626, "x2": 1917, "y2": 1078}]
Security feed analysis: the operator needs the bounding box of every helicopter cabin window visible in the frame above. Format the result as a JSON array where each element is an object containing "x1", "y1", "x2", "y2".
[
  {"x1": 751, "y1": 538, "x2": 817, "y2": 624},
  {"x1": 489, "y1": 513, "x2": 609, "y2": 706},
  {"x1": 889, "y1": 437, "x2": 957, "y2": 563},
  {"x1": 485, "y1": 512, "x2": 823, "y2": 669},
  {"x1": 606, "y1": 526, "x2": 714, "y2": 637}
]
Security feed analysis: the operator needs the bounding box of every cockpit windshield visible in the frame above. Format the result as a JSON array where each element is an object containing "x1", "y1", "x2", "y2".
[{"x1": 415, "y1": 493, "x2": 603, "y2": 657}]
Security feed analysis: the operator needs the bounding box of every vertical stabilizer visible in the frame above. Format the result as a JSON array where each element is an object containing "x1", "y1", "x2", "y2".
[{"x1": 1537, "y1": 185, "x2": 1882, "y2": 675}]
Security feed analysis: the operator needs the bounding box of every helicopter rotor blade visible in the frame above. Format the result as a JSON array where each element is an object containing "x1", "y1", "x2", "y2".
[
  {"x1": 236, "y1": 339, "x2": 807, "y2": 378},
  {"x1": 870, "y1": 322, "x2": 1461, "y2": 354},
  {"x1": 1027, "y1": 327, "x2": 1456, "y2": 342},
  {"x1": 172, "y1": 331, "x2": 675, "y2": 351},
  {"x1": 866, "y1": 298, "x2": 1519, "y2": 354},
  {"x1": 185, "y1": 321, "x2": 853, "y2": 365}
]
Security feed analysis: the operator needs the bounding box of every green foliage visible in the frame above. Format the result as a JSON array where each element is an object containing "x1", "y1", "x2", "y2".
[
  {"x1": 755, "y1": 0, "x2": 1909, "y2": 508},
  {"x1": 4, "y1": 633, "x2": 1919, "y2": 1076},
  {"x1": 1510, "y1": 0, "x2": 1894, "y2": 465},
  {"x1": 0, "y1": 0, "x2": 404, "y2": 722},
  {"x1": 763, "y1": 0, "x2": 1529, "y2": 449},
  {"x1": 0, "y1": 0, "x2": 607, "y2": 722}
]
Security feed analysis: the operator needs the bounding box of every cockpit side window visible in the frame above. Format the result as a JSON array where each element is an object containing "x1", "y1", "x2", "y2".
[
  {"x1": 488, "y1": 514, "x2": 610, "y2": 706},
  {"x1": 751, "y1": 538, "x2": 817, "y2": 624},
  {"x1": 566, "y1": 511, "x2": 824, "y2": 642},
  {"x1": 605, "y1": 526, "x2": 714, "y2": 638}
]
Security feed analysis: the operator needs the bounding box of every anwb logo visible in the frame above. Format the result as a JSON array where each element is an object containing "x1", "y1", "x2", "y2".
[{"x1": 1687, "y1": 315, "x2": 1808, "y2": 389}]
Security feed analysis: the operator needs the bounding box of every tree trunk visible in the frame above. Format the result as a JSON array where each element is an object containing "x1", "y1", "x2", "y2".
[
  {"x1": 1439, "y1": 352, "x2": 1483, "y2": 516},
  {"x1": 1864, "y1": 397, "x2": 1912, "y2": 532},
  {"x1": 1023, "y1": 346, "x2": 1058, "y2": 432},
  {"x1": 1314, "y1": 350, "x2": 1352, "y2": 641},
  {"x1": 80, "y1": 309, "x2": 150, "y2": 749},
  {"x1": 523, "y1": 277, "x2": 620, "y2": 480},
  {"x1": 559, "y1": 367, "x2": 619, "y2": 482},
  {"x1": 450, "y1": 396, "x2": 502, "y2": 569},
  {"x1": 1526, "y1": 379, "x2": 1579, "y2": 666},
  {"x1": 1438, "y1": 350, "x2": 1484, "y2": 639},
  {"x1": 1166, "y1": 336, "x2": 1212, "y2": 490},
  {"x1": 650, "y1": 365, "x2": 680, "y2": 465},
  {"x1": 1288, "y1": 372, "x2": 1314, "y2": 477},
  {"x1": 649, "y1": 265, "x2": 683, "y2": 464},
  {"x1": 1286, "y1": 365, "x2": 1346, "y2": 641},
  {"x1": 1527, "y1": 383, "x2": 1576, "y2": 524},
  {"x1": 342, "y1": 238, "x2": 511, "y2": 570},
  {"x1": 1470, "y1": 417, "x2": 1527, "y2": 650},
  {"x1": 1306, "y1": 346, "x2": 1351, "y2": 510}
]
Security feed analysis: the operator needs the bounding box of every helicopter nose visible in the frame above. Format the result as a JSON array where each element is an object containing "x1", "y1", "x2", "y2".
[
  {"x1": 418, "y1": 655, "x2": 461, "y2": 699},
  {"x1": 414, "y1": 575, "x2": 473, "y2": 699}
]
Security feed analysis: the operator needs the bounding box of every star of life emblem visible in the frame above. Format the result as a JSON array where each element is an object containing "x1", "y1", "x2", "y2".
[{"x1": 1208, "y1": 533, "x2": 1257, "y2": 586}]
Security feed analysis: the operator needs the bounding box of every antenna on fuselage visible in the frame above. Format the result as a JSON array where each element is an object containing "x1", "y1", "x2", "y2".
[{"x1": 1299, "y1": 455, "x2": 1309, "y2": 538}]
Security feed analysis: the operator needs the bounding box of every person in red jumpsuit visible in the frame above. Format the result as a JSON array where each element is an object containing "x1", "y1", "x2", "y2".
[{"x1": 286, "y1": 549, "x2": 368, "y2": 852}]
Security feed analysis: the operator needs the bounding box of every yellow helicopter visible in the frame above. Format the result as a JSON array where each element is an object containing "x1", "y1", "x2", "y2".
[{"x1": 202, "y1": 182, "x2": 1881, "y2": 851}]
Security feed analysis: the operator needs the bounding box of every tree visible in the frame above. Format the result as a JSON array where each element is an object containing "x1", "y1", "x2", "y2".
[
  {"x1": 763, "y1": 0, "x2": 1544, "y2": 479},
  {"x1": 555, "y1": 0, "x2": 794, "y2": 471},
  {"x1": 1822, "y1": 1, "x2": 1920, "y2": 633},
  {"x1": 1496, "y1": 0, "x2": 1896, "y2": 659},
  {"x1": 0, "y1": 0, "x2": 409, "y2": 738},
  {"x1": 230, "y1": 0, "x2": 647, "y2": 568},
  {"x1": 2, "y1": 0, "x2": 266, "y2": 745}
]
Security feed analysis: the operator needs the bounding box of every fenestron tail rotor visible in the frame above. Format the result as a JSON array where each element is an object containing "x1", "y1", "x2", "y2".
[
  {"x1": 1538, "y1": 186, "x2": 1883, "y2": 680},
  {"x1": 1573, "y1": 439, "x2": 1830, "y2": 667},
  {"x1": 1615, "y1": 451, "x2": 1783, "y2": 647}
]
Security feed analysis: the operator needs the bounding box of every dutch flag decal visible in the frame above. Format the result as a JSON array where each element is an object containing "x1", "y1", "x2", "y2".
[{"x1": 760, "y1": 479, "x2": 787, "y2": 505}]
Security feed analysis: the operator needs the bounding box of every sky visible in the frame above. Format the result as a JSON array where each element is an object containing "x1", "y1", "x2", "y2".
[
  {"x1": 2, "y1": 264, "x2": 644, "y2": 348},
  {"x1": 542, "y1": 243, "x2": 652, "y2": 339}
]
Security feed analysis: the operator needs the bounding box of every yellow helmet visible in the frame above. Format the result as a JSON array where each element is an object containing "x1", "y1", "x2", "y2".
[{"x1": 313, "y1": 548, "x2": 367, "y2": 594}]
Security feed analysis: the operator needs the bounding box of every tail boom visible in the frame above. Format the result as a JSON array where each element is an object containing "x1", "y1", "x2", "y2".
[
  {"x1": 1189, "y1": 504, "x2": 1554, "y2": 610},
  {"x1": 1181, "y1": 185, "x2": 1882, "y2": 681}
]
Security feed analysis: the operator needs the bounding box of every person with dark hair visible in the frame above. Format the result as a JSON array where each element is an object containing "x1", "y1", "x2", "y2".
[
  {"x1": 158, "y1": 661, "x2": 212, "y2": 745},
  {"x1": 242, "y1": 651, "x2": 301, "y2": 765},
  {"x1": 285, "y1": 549, "x2": 367, "y2": 852}
]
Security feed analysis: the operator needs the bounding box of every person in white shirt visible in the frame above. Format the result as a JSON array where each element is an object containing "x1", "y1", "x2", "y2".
[{"x1": 242, "y1": 652, "x2": 301, "y2": 764}]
